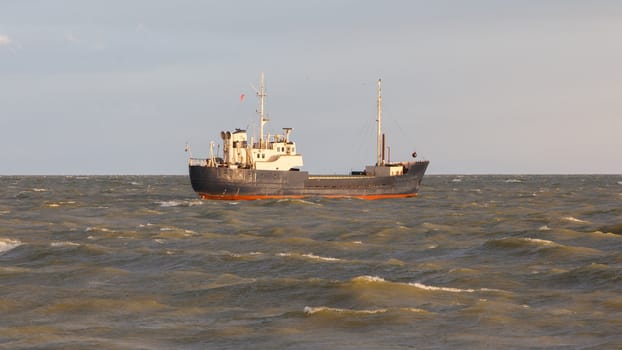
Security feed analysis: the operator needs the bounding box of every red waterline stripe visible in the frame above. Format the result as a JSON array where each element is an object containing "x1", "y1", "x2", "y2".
[{"x1": 199, "y1": 193, "x2": 418, "y2": 200}]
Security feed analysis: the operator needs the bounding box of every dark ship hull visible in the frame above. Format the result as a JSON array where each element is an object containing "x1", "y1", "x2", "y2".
[
  {"x1": 189, "y1": 160, "x2": 429, "y2": 200},
  {"x1": 187, "y1": 74, "x2": 429, "y2": 200}
]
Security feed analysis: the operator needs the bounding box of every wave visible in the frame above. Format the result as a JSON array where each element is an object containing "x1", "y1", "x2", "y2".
[
  {"x1": 304, "y1": 306, "x2": 387, "y2": 315},
  {"x1": 486, "y1": 237, "x2": 559, "y2": 249},
  {"x1": 350, "y1": 275, "x2": 501, "y2": 294},
  {"x1": 549, "y1": 263, "x2": 622, "y2": 289},
  {"x1": 159, "y1": 227, "x2": 194, "y2": 233},
  {"x1": 562, "y1": 216, "x2": 589, "y2": 224},
  {"x1": 522, "y1": 238, "x2": 557, "y2": 245},
  {"x1": 45, "y1": 201, "x2": 77, "y2": 208},
  {"x1": 50, "y1": 241, "x2": 80, "y2": 247},
  {"x1": 85, "y1": 226, "x2": 114, "y2": 233},
  {"x1": 598, "y1": 223, "x2": 622, "y2": 235},
  {"x1": 276, "y1": 198, "x2": 322, "y2": 206},
  {"x1": 301, "y1": 253, "x2": 341, "y2": 262},
  {"x1": 485, "y1": 237, "x2": 603, "y2": 259},
  {"x1": 220, "y1": 251, "x2": 267, "y2": 261},
  {"x1": 158, "y1": 200, "x2": 204, "y2": 207},
  {"x1": 352, "y1": 275, "x2": 386, "y2": 283},
  {"x1": 303, "y1": 306, "x2": 429, "y2": 316},
  {"x1": 505, "y1": 179, "x2": 523, "y2": 183},
  {"x1": 0, "y1": 238, "x2": 22, "y2": 254},
  {"x1": 277, "y1": 252, "x2": 342, "y2": 262},
  {"x1": 409, "y1": 282, "x2": 476, "y2": 293},
  {"x1": 205, "y1": 273, "x2": 257, "y2": 290}
]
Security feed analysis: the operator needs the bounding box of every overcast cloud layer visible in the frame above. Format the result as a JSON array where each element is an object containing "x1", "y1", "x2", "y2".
[{"x1": 1, "y1": 0, "x2": 621, "y2": 174}]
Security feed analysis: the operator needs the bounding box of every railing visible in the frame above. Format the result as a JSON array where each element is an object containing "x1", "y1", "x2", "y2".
[{"x1": 188, "y1": 158, "x2": 208, "y2": 167}]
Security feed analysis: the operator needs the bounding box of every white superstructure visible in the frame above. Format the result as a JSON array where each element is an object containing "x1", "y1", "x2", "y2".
[{"x1": 216, "y1": 73, "x2": 304, "y2": 171}]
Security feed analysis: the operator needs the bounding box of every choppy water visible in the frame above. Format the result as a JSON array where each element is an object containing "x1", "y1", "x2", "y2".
[{"x1": 1, "y1": 175, "x2": 622, "y2": 349}]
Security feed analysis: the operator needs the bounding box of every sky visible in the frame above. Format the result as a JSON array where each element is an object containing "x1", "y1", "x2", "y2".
[{"x1": 1, "y1": 0, "x2": 621, "y2": 175}]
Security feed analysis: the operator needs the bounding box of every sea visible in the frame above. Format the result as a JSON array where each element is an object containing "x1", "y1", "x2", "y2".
[{"x1": 1, "y1": 175, "x2": 621, "y2": 349}]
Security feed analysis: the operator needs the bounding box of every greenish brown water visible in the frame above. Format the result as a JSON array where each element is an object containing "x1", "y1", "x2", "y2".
[{"x1": 1, "y1": 175, "x2": 621, "y2": 349}]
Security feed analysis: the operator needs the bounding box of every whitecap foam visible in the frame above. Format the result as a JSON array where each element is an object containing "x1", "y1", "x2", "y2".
[
  {"x1": 399, "y1": 307, "x2": 431, "y2": 313},
  {"x1": 304, "y1": 306, "x2": 387, "y2": 315},
  {"x1": 351, "y1": 275, "x2": 504, "y2": 294},
  {"x1": 505, "y1": 179, "x2": 523, "y2": 183},
  {"x1": 303, "y1": 306, "x2": 429, "y2": 315},
  {"x1": 158, "y1": 200, "x2": 203, "y2": 207},
  {"x1": 409, "y1": 282, "x2": 475, "y2": 293},
  {"x1": 301, "y1": 253, "x2": 341, "y2": 262},
  {"x1": 85, "y1": 226, "x2": 112, "y2": 232},
  {"x1": 277, "y1": 252, "x2": 342, "y2": 262},
  {"x1": 539, "y1": 225, "x2": 551, "y2": 231},
  {"x1": 32, "y1": 188, "x2": 48, "y2": 192},
  {"x1": 352, "y1": 275, "x2": 386, "y2": 283},
  {"x1": 563, "y1": 216, "x2": 589, "y2": 224},
  {"x1": 0, "y1": 238, "x2": 22, "y2": 254},
  {"x1": 158, "y1": 200, "x2": 181, "y2": 207},
  {"x1": 521, "y1": 238, "x2": 557, "y2": 246},
  {"x1": 50, "y1": 241, "x2": 80, "y2": 247}
]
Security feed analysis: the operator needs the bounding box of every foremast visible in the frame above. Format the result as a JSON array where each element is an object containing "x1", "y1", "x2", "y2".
[{"x1": 258, "y1": 72, "x2": 268, "y2": 149}]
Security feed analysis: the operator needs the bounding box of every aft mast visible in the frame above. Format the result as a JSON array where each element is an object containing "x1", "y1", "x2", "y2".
[{"x1": 376, "y1": 78, "x2": 383, "y2": 166}]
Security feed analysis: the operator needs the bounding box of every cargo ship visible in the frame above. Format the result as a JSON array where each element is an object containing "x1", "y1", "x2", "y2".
[{"x1": 188, "y1": 74, "x2": 429, "y2": 200}]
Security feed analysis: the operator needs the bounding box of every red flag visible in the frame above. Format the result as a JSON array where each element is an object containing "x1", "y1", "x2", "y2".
[{"x1": 240, "y1": 93, "x2": 245, "y2": 103}]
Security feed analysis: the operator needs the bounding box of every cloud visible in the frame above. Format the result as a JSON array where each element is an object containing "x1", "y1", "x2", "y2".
[{"x1": 0, "y1": 34, "x2": 11, "y2": 46}]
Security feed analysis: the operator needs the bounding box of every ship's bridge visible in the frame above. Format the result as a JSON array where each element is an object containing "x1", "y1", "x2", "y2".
[
  {"x1": 252, "y1": 128, "x2": 303, "y2": 171},
  {"x1": 219, "y1": 127, "x2": 303, "y2": 171}
]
